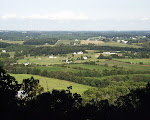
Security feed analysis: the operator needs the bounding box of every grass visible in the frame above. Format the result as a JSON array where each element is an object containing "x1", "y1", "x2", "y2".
[
  {"x1": 37, "y1": 66, "x2": 80, "y2": 73},
  {"x1": 80, "y1": 40, "x2": 104, "y2": 45},
  {"x1": 8, "y1": 52, "x2": 15, "y2": 58},
  {"x1": 10, "y1": 74, "x2": 94, "y2": 95},
  {"x1": 66, "y1": 64, "x2": 113, "y2": 70},
  {"x1": 55, "y1": 40, "x2": 72, "y2": 45},
  {"x1": 88, "y1": 74, "x2": 150, "y2": 81},
  {"x1": 17, "y1": 56, "x2": 66, "y2": 65},
  {"x1": 114, "y1": 59, "x2": 150, "y2": 65},
  {"x1": 96, "y1": 60, "x2": 150, "y2": 71},
  {"x1": 0, "y1": 40, "x2": 24, "y2": 44},
  {"x1": 97, "y1": 42, "x2": 141, "y2": 48}
]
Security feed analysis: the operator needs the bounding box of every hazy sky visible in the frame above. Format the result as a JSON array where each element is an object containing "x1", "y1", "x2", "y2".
[{"x1": 0, "y1": 0, "x2": 150, "y2": 30}]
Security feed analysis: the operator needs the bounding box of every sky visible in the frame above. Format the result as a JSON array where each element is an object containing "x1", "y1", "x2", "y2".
[{"x1": 0, "y1": 0, "x2": 150, "y2": 31}]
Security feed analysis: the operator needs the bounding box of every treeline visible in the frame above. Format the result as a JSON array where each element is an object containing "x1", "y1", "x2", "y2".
[
  {"x1": 0, "y1": 31, "x2": 41, "y2": 40},
  {"x1": 97, "y1": 52, "x2": 150, "y2": 59},
  {"x1": 1, "y1": 31, "x2": 150, "y2": 41},
  {"x1": 9, "y1": 44, "x2": 150, "y2": 58},
  {"x1": 23, "y1": 38, "x2": 58, "y2": 45},
  {"x1": 7, "y1": 64, "x2": 150, "y2": 88},
  {"x1": 0, "y1": 42, "x2": 11, "y2": 48},
  {"x1": 15, "y1": 46, "x2": 87, "y2": 56},
  {"x1": 0, "y1": 53, "x2": 10, "y2": 58}
]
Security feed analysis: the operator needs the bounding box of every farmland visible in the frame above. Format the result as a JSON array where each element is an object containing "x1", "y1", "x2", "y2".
[
  {"x1": 37, "y1": 66, "x2": 80, "y2": 73},
  {"x1": 0, "y1": 40, "x2": 24, "y2": 44},
  {"x1": 114, "y1": 58, "x2": 150, "y2": 65},
  {"x1": 80, "y1": 40, "x2": 104, "y2": 45},
  {"x1": 96, "y1": 60, "x2": 150, "y2": 71},
  {"x1": 10, "y1": 74, "x2": 94, "y2": 94},
  {"x1": 1, "y1": 30, "x2": 150, "y2": 103},
  {"x1": 66, "y1": 64, "x2": 114, "y2": 70},
  {"x1": 17, "y1": 56, "x2": 65, "y2": 65},
  {"x1": 97, "y1": 42, "x2": 141, "y2": 48}
]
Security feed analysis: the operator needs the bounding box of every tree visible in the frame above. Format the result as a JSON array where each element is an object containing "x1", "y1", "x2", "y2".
[
  {"x1": 0, "y1": 67, "x2": 22, "y2": 113},
  {"x1": 22, "y1": 76, "x2": 44, "y2": 99}
]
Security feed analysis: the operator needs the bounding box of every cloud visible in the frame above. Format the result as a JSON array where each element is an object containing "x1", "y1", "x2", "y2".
[
  {"x1": 50, "y1": 11, "x2": 88, "y2": 20},
  {"x1": 2, "y1": 14, "x2": 17, "y2": 19},
  {"x1": 21, "y1": 14, "x2": 51, "y2": 20},
  {"x1": 1, "y1": 11, "x2": 88, "y2": 20},
  {"x1": 140, "y1": 17, "x2": 149, "y2": 21}
]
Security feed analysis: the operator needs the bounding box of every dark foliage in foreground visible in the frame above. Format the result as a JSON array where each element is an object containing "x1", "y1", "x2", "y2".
[{"x1": 0, "y1": 67, "x2": 150, "y2": 120}]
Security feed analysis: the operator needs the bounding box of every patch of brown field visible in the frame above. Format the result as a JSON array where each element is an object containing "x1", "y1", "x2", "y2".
[{"x1": 80, "y1": 40, "x2": 104, "y2": 45}]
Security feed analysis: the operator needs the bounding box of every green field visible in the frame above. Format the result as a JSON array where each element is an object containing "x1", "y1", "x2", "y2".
[
  {"x1": 55, "y1": 40, "x2": 72, "y2": 45},
  {"x1": 66, "y1": 64, "x2": 113, "y2": 70},
  {"x1": 10, "y1": 74, "x2": 94, "y2": 95},
  {"x1": 37, "y1": 66, "x2": 80, "y2": 73},
  {"x1": 0, "y1": 40, "x2": 24, "y2": 44},
  {"x1": 114, "y1": 59, "x2": 150, "y2": 65},
  {"x1": 87, "y1": 74, "x2": 150, "y2": 81},
  {"x1": 17, "y1": 56, "x2": 65, "y2": 65},
  {"x1": 96, "y1": 60, "x2": 150, "y2": 71},
  {"x1": 97, "y1": 42, "x2": 141, "y2": 48}
]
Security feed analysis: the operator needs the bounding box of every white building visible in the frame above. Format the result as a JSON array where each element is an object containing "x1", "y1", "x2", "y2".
[
  {"x1": 49, "y1": 56, "x2": 54, "y2": 58},
  {"x1": 121, "y1": 40, "x2": 128, "y2": 44},
  {"x1": 117, "y1": 40, "x2": 121, "y2": 43},
  {"x1": 77, "y1": 51, "x2": 83, "y2": 54},
  {"x1": 2, "y1": 50, "x2": 6, "y2": 53},
  {"x1": 117, "y1": 40, "x2": 128, "y2": 44},
  {"x1": 73, "y1": 52, "x2": 77, "y2": 55},
  {"x1": 103, "y1": 52, "x2": 116, "y2": 55},
  {"x1": 45, "y1": 43, "x2": 49, "y2": 45},
  {"x1": 49, "y1": 56, "x2": 57, "y2": 59},
  {"x1": 24, "y1": 62, "x2": 30, "y2": 66},
  {"x1": 83, "y1": 56, "x2": 88, "y2": 60}
]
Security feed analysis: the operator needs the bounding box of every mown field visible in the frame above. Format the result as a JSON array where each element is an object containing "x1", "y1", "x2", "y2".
[
  {"x1": 55, "y1": 40, "x2": 72, "y2": 45},
  {"x1": 97, "y1": 42, "x2": 141, "y2": 48},
  {"x1": 80, "y1": 40, "x2": 104, "y2": 45},
  {"x1": 80, "y1": 41, "x2": 141, "y2": 48},
  {"x1": 17, "y1": 56, "x2": 65, "y2": 65},
  {"x1": 0, "y1": 40, "x2": 24, "y2": 44},
  {"x1": 10, "y1": 74, "x2": 94, "y2": 95},
  {"x1": 87, "y1": 74, "x2": 150, "y2": 81},
  {"x1": 96, "y1": 60, "x2": 150, "y2": 71},
  {"x1": 114, "y1": 58, "x2": 150, "y2": 65},
  {"x1": 37, "y1": 66, "x2": 80, "y2": 73},
  {"x1": 66, "y1": 64, "x2": 114, "y2": 70}
]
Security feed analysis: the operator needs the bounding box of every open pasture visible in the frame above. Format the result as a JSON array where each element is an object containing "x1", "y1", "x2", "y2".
[
  {"x1": 55, "y1": 40, "x2": 72, "y2": 45},
  {"x1": 96, "y1": 60, "x2": 150, "y2": 71},
  {"x1": 66, "y1": 64, "x2": 113, "y2": 70},
  {"x1": 99, "y1": 42, "x2": 141, "y2": 48},
  {"x1": 37, "y1": 66, "x2": 80, "y2": 73},
  {"x1": 0, "y1": 40, "x2": 24, "y2": 44},
  {"x1": 114, "y1": 59, "x2": 150, "y2": 65},
  {"x1": 17, "y1": 56, "x2": 66, "y2": 65},
  {"x1": 80, "y1": 40, "x2": 104, "y2": 45},
  {"x1": 88, "y1": 74, "x2": 150, "y2": 81},
  {"x1": 10, "y1": 74, "x2": 94, "y2": 94}
]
